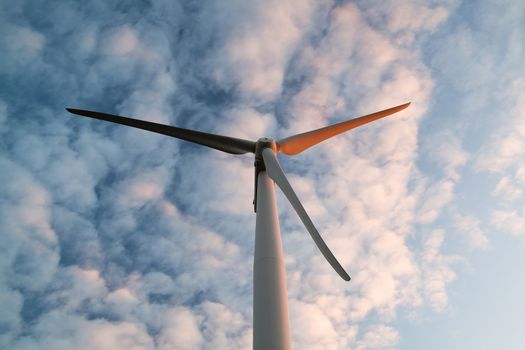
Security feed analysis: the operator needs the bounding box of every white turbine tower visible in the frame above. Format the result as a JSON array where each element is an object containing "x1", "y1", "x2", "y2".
[{"x1": 66, "y1": 102, "x2": 410, "y2": 349}]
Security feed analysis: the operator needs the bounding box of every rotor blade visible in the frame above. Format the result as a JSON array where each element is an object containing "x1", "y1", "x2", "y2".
[
  {"x1": 277, "y1": 102, "x2": 410, "y2": 155},
  {"x1": 261, "y1": 148, "x2": 351, "y2": 281},
  {"x1": 66, "y1": 108, "x2": 256, "y2": 155}
]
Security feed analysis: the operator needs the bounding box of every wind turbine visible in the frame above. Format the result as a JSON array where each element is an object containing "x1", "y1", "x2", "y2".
[{"x1": 66, "y1": 102, "x2": 410, "y2": 349}]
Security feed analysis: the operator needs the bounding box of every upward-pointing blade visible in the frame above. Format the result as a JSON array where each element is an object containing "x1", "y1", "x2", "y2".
[
  {"x1": 261, "y1": 148, "x2": 351, "y2": 281},
  {"x1": 277, "y1": 102, "x2": 410, "y2": 155},
  {"x1": 66, "y1": 108, "x2": 256, "y2": 155}
]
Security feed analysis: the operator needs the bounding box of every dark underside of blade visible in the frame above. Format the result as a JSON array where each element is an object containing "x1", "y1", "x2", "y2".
[{"x1": 66, "y1": 108, "x2": 256, "y2": 155}]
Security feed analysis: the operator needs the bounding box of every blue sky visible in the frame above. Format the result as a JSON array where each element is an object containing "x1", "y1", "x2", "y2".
[{"x1": 1, "y1": 0, "x2": 524, "y2": 349}]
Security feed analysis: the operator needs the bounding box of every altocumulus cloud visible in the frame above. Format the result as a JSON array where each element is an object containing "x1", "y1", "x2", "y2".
[{"x1": 2, "y1": 0, "x2": 522, "y2": 349}]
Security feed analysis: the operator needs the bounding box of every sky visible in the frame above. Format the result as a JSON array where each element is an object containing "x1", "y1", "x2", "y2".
[{"x1": 1, "y1": 0, "x2": 525, "y2": 349}]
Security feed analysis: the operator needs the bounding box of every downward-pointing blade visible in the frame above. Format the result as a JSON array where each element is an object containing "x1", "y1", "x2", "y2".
[
  {"x1": 261, "y1": 148, "x2": 351, "y2": 281},
  {"x1": 277, "y1": 102, "x2": 410, "y2": 155},
  {"x1": 66, "y1": 108, "x2": 256, "y2": 155}
]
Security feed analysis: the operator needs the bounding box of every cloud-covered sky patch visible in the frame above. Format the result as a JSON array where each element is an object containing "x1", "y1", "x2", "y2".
[{"x1": 1, "y1": 0, "x2": 525, "y2": 349}]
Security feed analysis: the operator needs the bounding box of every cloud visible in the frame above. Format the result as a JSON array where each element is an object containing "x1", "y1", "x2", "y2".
[
  {"x1": 158, "y1": 307, "x2": 203, "y2": 350},
  {"x1": 102, "y1": 26, "x2": 140, "y2": 57},
  {"x1": 0, "y1": 285, "x2": 22, "y2": 346},
  {"x1": 2, "y1": 25, "x2": 45, "y2": 59},
  {"x1": 419, "y1": 230, "x2": 460, "y2": 311},
  {"x1": 196, "y1": 302, "x2": 251, "y2": 349},
  {"x1": 491, "y1": 210, "x2": 525, "y2": 238},
  {"x1": 467, "y1": 34, "x2": 525, "y2": 244},
  {"x1": 15, "y1": 312, "x2": 153, "y2": 350},
  {"x1": 209, "y1": 0, "x2": 319, "y2": 101},
  {"x1": 452, "y1": 212, "x2": 489, "y2": 250},
  {"x1": 290, "y1": 299, "x2": 342, "y2": 349},
  {"x1": 0, "y1": 156, "x2": 59, "y2": 294},
  {"x1": 0, "y1": 99, "x2": 7, "y2": 132},
  {"x1": 356, "y1": 324, "x2": 400, "y2": 350},
  {"x1": 427, "y1": 131, "x2": 469, "y2": 181},
  {"x1": 493, "y1": 175, "x2": 522, "y2": 202},
  {"x1": 416, "y1": 180, "x2": 455, "y2": 224},
  {"x1": 217, "y1": 107, "x2": 277, "y2": 141},
  {"x1": 476, "y1": 125, "x2": 525, "y2": 173}
]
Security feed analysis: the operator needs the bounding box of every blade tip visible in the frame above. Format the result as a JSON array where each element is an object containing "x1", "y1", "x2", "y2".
[
  {"x1": 66, "y1": 108, "x2": 79, "y2": 115},
  {"x1": 391, "y1": 102, "x2": 411, "y2": 114}
]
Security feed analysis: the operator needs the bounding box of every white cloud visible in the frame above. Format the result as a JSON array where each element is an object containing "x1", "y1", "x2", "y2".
[
  {"x1": 105, "y1": 288, "x2": 140, "y2": 316},
  {"x1": 475, "y1": 80, "x2": 525, "y2": 173},
  {"x1": 452, "y1": 212, "x2": 489, "y2": 250},
  {"x1": 19, "y1": 312, "x2": 153, "y2": 350},
  {"x1": 197, "y1": 301, "x2": 251, "y2": 349},
  {"x1": 4, "y1": 25, "x2": 45, "y2": 57},
  {"x1": 104, "y1": 26, "x2": 139, "y2": 56},
  {"x1": 158, "y1": 307, "x2": 203, "y2": 350},
  {"x1": 61, "y1": 267, "x2": 107, "y2": 310},
  {"x1": 356, "y1": 324, "x2": 400, "y2": 350},
  {"x1": 419, "y1": 230, "x2": 460, "y2": 311},
  {"x1": 491, "y1": 210, "x2": 525, "y2": 238},
  {"x1": 290, "y1": 300, "x2": 341, "y2": 349},
  {"x1": 428, "y1": 132, "x2": 469, "y2": 181},
  {"x1": 100, "y1": 25, "x2": 164, "y2": 63},
  {"x1": 115, "y1": 169, "x2": 169, "y2": 209},
  {"x1": 211, "y1": 0, "x2": 319, "y2": 101},
  {"x1": 218, "y1": 107, "x2": 277, "y2": 141},
  {"x1": 493, "y1": 175, "x2": 522, "y2": 201},
  {"x1": 0, "y1": 156, "x2": 59, "y2": 292},
  {"x1": 416, "y1": 180, "x2": 455, "y2": 224},
  {"x1": 385, "y1": 2, "x2": 448, "y2": 33}
]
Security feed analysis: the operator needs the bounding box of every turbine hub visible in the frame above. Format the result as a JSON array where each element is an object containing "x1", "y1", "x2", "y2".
[{"x1": 255, "y1": 137, "x2": 277, "y2": 159}]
